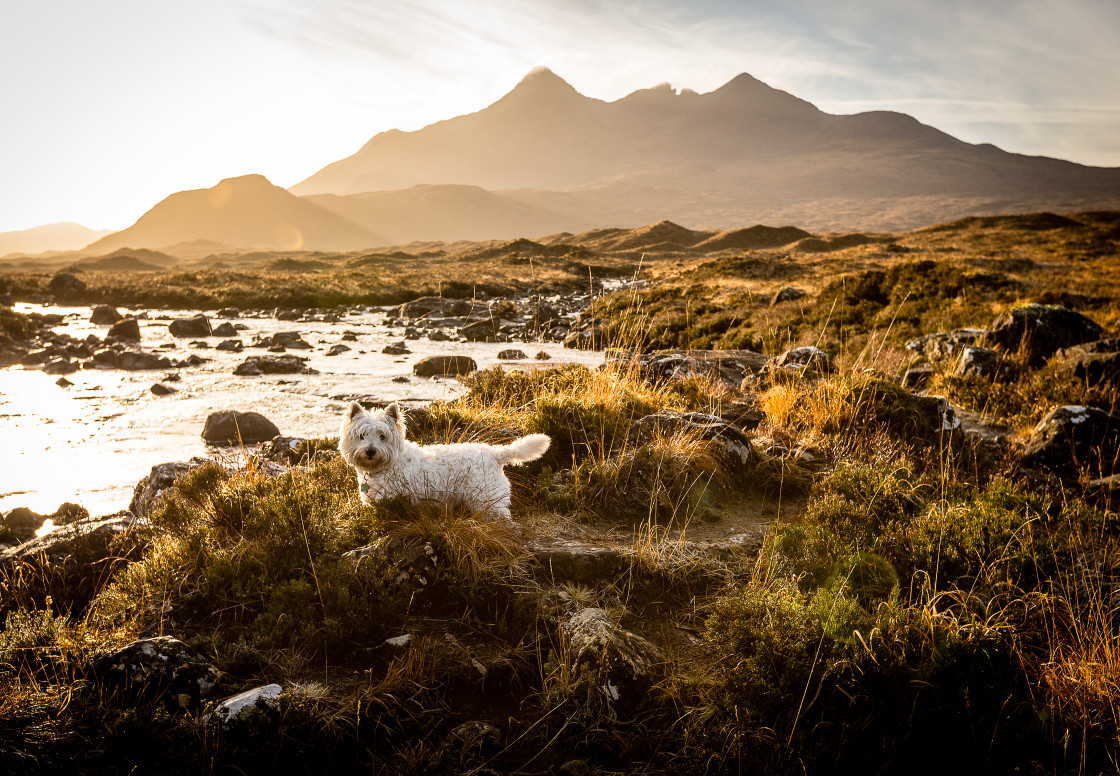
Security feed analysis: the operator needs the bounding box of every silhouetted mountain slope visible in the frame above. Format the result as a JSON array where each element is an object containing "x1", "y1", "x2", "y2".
[
  {"x1": 291, "y1": 68, "x2": 1120, "y2": 232},
  {"x1": 86, "y1": 175, "x2": 385, "y2": 254}
]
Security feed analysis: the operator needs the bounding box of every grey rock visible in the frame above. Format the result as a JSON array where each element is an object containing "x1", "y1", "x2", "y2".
[
  {"x1": 93, "y1": 636, "x2": 221, "y2": 709},
  {"x1": 951, "y1": 346, "x2": 1019, "y2": 381},
  {"x1": 48, "y1": 272, "x2": 86, "y2": 299},
  {"x1": 119, "y1": 350, "x2": 173, "y2": 371},
  {"x1": 461, "y1": 318, "x2": 501, "y2": 342},
  {"x1": 1066, "y1": 350, "x2": 1120, "y2": 388},
  {"x1": 381, "y1": 342, "x2": 410, "y2": 355},
  {"x1": 413, "y1": 355, "x2": 477, "y2": 377},
  {"x1": 901, "y1": 364, "x2": 937, "y2": 390},
  {"x1": 772, "y1": 346, "x2": 834, "y2": 377},
  {"x1": 630, "y1": 411, "x2": 756, "y2": 471},
  {"x1": 130, "y1": 460, "x2": 205, "y2": 519},
  {"x1": 979, "y1": 304, "x2": 1102, "y2": 366},
  {"x1": 233, "y1": 355, "x2": 312, "y2": 375},
  {"x1": 212, "y1": 683, "x2": 282, "y2": 728},
  {"x1": 1, "y1": 507, "x2": 47, "y2": 543},
  {"x1": 906, "y1": 328, "x2": 986, "y2": 364},
  {"x1": 217, "y1": 307, "x2": 240, "y2": 318},
  {"x1": 202, "y1": 410, "x2": 281, "y2": 445},
  {"x1": 216, "y1": 339, "x2": 243, "y2": 352},
  {"x1": 150, "y1": 382, "x2": 176, "y2": 396},
  {"x1": 168, "y1": 314, "x2": 212, "y2": 338},
  {"x1": 1021, "y1": 405, "x2": 1120, "y2": 479},
  {"x1": 212, "y1": 321, "x2": 238, "y2": 337},
  {"x1": 563, "y1": 608, "x2": 663, "y2": 716},
  {"x1": 91, "y1": 305, "x2": 123, "y2": 325},
  {"x1": 398, "y1": 296, "x2": 473, "y2": 319},
  {"x1": 344, "y1": 537, "x2": 439, "y2": 597},
  {"x1": 498, "y1": 348, "x2": 527, "y2": 360},
  {"x1": 770, "y1": 286, "x2": 806, "y2": 306},
  {"x1": 108, "y1": 318, "x2": 141, "y2": 341},
  {"x1": 528, "y1": 539, "x2": 626, "y2": 584}
]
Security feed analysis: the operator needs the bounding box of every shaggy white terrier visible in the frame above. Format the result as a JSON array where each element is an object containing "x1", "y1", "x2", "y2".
[{"x1": 339, "y1": 402, "x2": 550, "y2": 519}]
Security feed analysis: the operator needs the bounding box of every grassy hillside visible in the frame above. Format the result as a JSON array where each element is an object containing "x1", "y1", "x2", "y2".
[{"x1": 2, "y1": 211, "x2": 1119, "y2": 774}]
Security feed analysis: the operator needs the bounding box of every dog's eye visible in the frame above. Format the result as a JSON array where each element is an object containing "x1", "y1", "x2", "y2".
[{"x1": 377, "y1": 431, "x2": 384, "y2": 440}]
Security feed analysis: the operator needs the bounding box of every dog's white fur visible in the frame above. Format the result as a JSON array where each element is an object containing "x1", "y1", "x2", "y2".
[{"x1": 339, "y1": 401, "x2": 550, "y2": 519}]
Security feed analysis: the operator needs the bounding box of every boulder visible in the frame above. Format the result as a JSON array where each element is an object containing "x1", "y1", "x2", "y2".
[
  {"x1": 1020, "y1": 405, "x2": 1120, "y2": 479},
  {"x1": 344, "y1": 537, "x2": 439, "y2": 598},
  {"x1": 770, "y1": 286, "x2": 807, "y2": 306},
  {"x1": 901, "y1": 363, "x2": 937, "y2": 390},
  {"x1": 460, "y1": 319, "x2": 501, "y2": 342},
  {"x1": 951, "y1": 346, "x2": 1019, "y2": 381},
  {"x1": 107, "y1": 318, "x2": 141, "y2": 341},
  {"x1": 151, "y1": 382, "x2": 176, "y2": 396},
  {"x1": 413, "y1": 355, "x2": 477, "y2": 377},
  {"x1": 381, "y1": 342, "x2": 409, "y2": 355},
  {"x1": 211, "y1": 321, "x2": 238, "y2": 337},
  {"x1": 498, "y1": 349, "x2": 527, "y2": 360},
  {"x1": 772, "y1": 346, "x2": 835, "y2": 378},
  {"x1": 326, "y1": 344, "x2": 351, "y2": 356},
  {"x1": 979, "y1": 304, "x2": 1102, "y2": 365},
  {"x1": 168, "y1": 314, "x2": 212, "y2": 338},
  {"x1": 906, "y1": 328, "x2": 986, "y2": 364},
  {"x1": 0, "y1": 512, "x2": 137, "y2": 613},
  {"x1": 630, "y1": 411, "x2": 756, "y2": 471},
  {"x1": 202, "y1": 410, "x2": 281, "y2": 445},
  {"x1": 48, "y1": 272, "x2": 86, "y2": 299},
  {"x1": 93, "y1": 636, "x2": 221, "y2": 709},
  {"x1": 527, "y1": 539, "x2": 626, "y2": 584},
  {"x1": 1, "y1": 507, "x2": 47, "y2": 543},
  {"x1": 564, "y1": 325, "x2": 606, "y2": 350},
  {"x1": 398, "y1": 296, "x2": 473, "y2": 319},
  {"x1": 535, "y1": 351, "x2": 551, "y2": 360},
  {"x1": 1064, "y1": 349, "x2": 1120, "y2": 388},
  {"x1": 216, "y1": 339, "x2": 243, "y2": 352},
  {"x1": 212, "y1": 684, "x2": 282, "y2": 728},
  {"x1": 130, "y1": 460, "x2": 205, "y2": 519},
  {"x1": 233, "y1": 355, "x2": 311, "y2": 375},
  {"x1": 217, "y1": 307, "x2": 240, "y2": 318},
  {"x1": 270, "y1": 331, "x2": 313, "y2": 350},
  {"x1": 437, "y1": 721, "x2": 502, "y2": 770},
  {"x1": 119, "y1": 350, "x2": 173, "y2": 370},
  {"x1": 90, "y1": 305, "x2": 123, "y2": 325},
  {"x1": 42, "y1": 357, "x2": 79, "y2": 375},
  {"x1": 56, "y1": 377, "x2": 74, "y2": 388},
  {"x1": 563, "y1": 608, "x2": 663, "y2": 717}
]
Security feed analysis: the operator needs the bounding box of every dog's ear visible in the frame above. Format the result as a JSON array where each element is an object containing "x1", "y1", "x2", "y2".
[
  {"x1": 385, "y1": 402, "x2": 406, "y2": 435},
  {"x1": 348, "y1": 402, "x2": 366, "y2": 420}
]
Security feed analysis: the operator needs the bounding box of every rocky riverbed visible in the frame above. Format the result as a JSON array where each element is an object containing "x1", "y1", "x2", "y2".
[{"x1": 1, "y1": 302, "x2": 603, "y2": 517}]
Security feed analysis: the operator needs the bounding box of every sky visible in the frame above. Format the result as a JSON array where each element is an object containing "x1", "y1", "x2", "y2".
[{"x1": 1, "y1": 0, "x2": 1118, "y2": 234}]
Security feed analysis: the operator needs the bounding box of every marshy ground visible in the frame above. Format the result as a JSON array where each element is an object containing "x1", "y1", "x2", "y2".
[{"x1": 2, "y1": 211, "x2": 1119, "y2": 774}]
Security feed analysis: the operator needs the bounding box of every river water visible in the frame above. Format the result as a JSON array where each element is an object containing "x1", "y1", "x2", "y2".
[{"x1": 1, "y1": 303, "x2": 602, "y2": 517}]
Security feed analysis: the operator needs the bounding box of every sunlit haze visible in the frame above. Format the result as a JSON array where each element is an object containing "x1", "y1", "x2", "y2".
[{"x1": 1, "y1": 0, "x2": 1118, "y2": 233}]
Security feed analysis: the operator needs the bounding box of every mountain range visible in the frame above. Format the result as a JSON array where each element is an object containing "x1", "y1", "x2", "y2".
[{"x1": 6, "y1": 68, "x2": 1120, "y2": 256}]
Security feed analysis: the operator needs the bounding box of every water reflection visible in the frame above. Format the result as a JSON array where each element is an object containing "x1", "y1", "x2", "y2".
[{"x1": 2, "y1": 304, "x2": 601, "y2": 515}]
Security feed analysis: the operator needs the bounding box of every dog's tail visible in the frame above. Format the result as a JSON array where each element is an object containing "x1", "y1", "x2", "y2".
[{"x1": 493, "y1": 434, "x2": 551, "y2": 466}]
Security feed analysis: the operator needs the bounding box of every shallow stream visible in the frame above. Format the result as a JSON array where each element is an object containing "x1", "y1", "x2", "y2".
[{"x1": 1, "y1": 303, "x2": 602, "y2": 516}]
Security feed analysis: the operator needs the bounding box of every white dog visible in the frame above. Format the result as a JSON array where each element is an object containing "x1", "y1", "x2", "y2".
[{"x1": 339, "y1": 401, "x2": 550, "y2": 520}]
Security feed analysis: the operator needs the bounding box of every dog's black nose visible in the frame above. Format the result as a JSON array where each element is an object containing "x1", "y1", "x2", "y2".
[{"x1": 364, "y1": 447, "x2": 378, "y2": 459}]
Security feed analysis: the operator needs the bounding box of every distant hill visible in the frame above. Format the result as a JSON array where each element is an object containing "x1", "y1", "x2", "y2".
[
  {"x1": 67, "y1": 248, "x2": 180, "y2": 272},
  {"x1": 85, "y1": 175, "x2": 386, "y2": 254},
  {"x1": 0, "y1": 222, "x2": 113, "y2": 257},
  {"x1": 291, "y1": 68, "x2": 1120, "y2": 232},
  {"x1": 304, "y1": 183, "x2": 588, "y2": 244}
]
